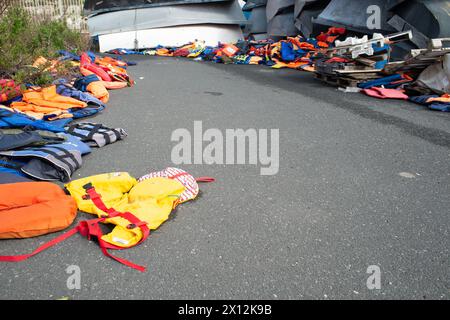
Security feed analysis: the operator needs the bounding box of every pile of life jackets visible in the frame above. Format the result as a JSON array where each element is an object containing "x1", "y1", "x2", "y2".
[
  {"x1": 0, "y1": 53, "x2": 215, "y2": 272},
  {"x1": 357, "y1": 74, "x2": 450, "y2": 112},
  {"x1": 109, "y1": 27, "x2": 449, "y2": 112},
  {"x1": 0, "y1": 168, "x2": 214, "y2": 272},
  {"x1": 108, "y1": 27, "x2": 346, "y2": 72},
  {"x1": 0, "y1": 117, "x2": 127, "y2": 182},
  {"x1": 0, "y1": 52, "x2": 134, "y2": 181}
]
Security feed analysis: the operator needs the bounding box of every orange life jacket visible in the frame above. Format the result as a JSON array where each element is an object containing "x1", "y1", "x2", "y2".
[
  {"x1": 10, "y1": 85, "x2": 87, "y2": 119},
  {"x1": 100, "y1": 81, "x2": 128, "y2": 90},
  {"x1": 87, "y1": 81, "x2": 109, "y2": 103},
  {"x1": 95, "y1": 56, "x2": 128, "y2": 68},
  {"x1": 0, "y1": 182, "x2": 77, "y2": 239},
  {"x1": 12, "y1": 85, "x2": 87, "y2": 111}
]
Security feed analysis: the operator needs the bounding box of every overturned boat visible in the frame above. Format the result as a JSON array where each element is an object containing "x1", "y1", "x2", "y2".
[
  {"x1": 242, "y1": 0, "x2": 268, "y2": 40},
  {"x1": 84, "y1": 0, "x2": 247, "y2": 52}
]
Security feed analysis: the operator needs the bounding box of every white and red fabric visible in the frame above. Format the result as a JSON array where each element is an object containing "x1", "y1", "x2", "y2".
[{"x1": 139, "y1": 167, "x2": 201, "y2": 203}]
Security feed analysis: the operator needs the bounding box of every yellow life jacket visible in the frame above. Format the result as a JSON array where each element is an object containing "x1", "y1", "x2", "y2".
[{"x1": 65, "y1": 172, "x2": 186, "y2": 248}]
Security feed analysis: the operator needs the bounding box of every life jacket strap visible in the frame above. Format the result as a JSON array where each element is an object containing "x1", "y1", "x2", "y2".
[
  {"x1": 0, "y1": 218, "x2": 146, "y2": 272},
  {"x1": 196, "y1": 177, "x2": 216, "y2": 183},
  {"x1": 77, "y1": 219, "x2": 146, "y2": 272},
  {"x1": 165, "y1": 171, "x2": 216, "y2": 183},
  {"x1": 0, "y1": 226, "x2": 79, "y2": 263}
]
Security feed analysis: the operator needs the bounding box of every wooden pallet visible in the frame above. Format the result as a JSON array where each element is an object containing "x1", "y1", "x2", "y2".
[{"x1": 314, "y1": 72, "x2": 361, "y2": 88}]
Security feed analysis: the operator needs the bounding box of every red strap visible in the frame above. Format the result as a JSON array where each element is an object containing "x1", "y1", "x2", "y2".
[
  {"x1": 85, "y1": 187, "x2": 121, "y2": 217},
  {"x1": 0, "y1": 227, "x2": 79, "y2": 262},
  {"x1": 84, "y1": 187, "x2": 151, "y2": 247},
  {"x1": 196, "y1": 176, "x2": 215, "y2": 183},
  {"x1": 99, "y1": 241, "x2": 146, "y2": 272},
  {"x1": 166, "y1": 172, "x2": 215, "y2": 183},
  {"x1": 0, "y1": 218, "x2": 146, "y2": 272},
  {"x1": 0, "y1": 215, "x2": 106, "y2": 263},
  {"x1": 121, "y1": 212, "x2": 150, "y2": 239}
]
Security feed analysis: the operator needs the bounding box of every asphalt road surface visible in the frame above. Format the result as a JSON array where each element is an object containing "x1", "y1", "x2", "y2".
[{"x1": 0, "y1": 56, "x2": 448, "y2": 300}]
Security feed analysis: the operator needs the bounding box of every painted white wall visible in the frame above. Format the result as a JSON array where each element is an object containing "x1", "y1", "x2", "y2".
[{"x1": 98, "y1": 24, "x2": 244, "y2": 52}]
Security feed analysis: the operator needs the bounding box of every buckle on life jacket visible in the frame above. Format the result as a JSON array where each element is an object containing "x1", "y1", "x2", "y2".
[
  {"x1": 126, "y1": 221, "x2": 148, "y2": 230},
  {"x1": 82, "y1": 182, "x2": 93, "y2": 190},
  {"x1": 82, "y1": 183, "x2": 97, "y2": 200}
]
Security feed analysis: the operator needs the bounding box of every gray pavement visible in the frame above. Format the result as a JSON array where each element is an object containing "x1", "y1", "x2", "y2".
[{"x1": 0, "y1": 55, "x2": 448, "y2": 299}]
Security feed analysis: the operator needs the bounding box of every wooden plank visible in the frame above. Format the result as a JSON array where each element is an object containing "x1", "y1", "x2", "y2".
[
  {"x1": 355, "y1": 57, "x2": 377, "y2": 67},
  {"x1": 335, "y1": 69, "x2": 382, "y2": 74},
  {"x1": 345, "y1": 73, "x2": 380, "y2": 80}
]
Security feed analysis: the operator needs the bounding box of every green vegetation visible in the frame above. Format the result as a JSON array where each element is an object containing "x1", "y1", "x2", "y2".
[{"x1": 0, "y1": 6, "x2": 89, "y2": 86}]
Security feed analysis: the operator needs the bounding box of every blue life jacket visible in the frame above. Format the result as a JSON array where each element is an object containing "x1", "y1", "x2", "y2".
[
  {"x1": 306, "y1": 38, "x2": 319, "y2": 48},
  {"x1": 53, "y1": 80, "x2": 105, "y2": 119},
  {"x1": 74, "y1": 75, "x2": 101, "y2": 92},
  {"x1": 0, "y1": 108, "x2": 68, "y2": 132},
  {"x1": 0, "y1": 134, "x2": 91, "y2": 182},
  {"x1": 69, "y1": 106, "x2": 105, "y2": 119},
  {"x1": 408, "y1": 95, "x2": 438, "y2": 105},
  {"x1": 58, "y1": 50, "x2": 80, "y2": 61},
  {"x1": 55, "y1": 80, "x2": 106, "y2": 108},
  {"x1": 0, "y1": 157, "x2": 29, "y2": 177},
  {"x1": 358, "y1": 74, "x2": 403, "y2": 89},
  {"x1": 409, "y1": 95, "x2": 450, "y2": 112},
  {"x1": 281, "y1": 42, "x2": 296, "y2": 62},
  {"x1": 87, "y1": 51, "x2": 97, "y2": 62},
  {"x1": 0, "y1": 171, "x2": 32, "y2": 183},
  {"x1": 1, "y1": 95, "x2": 22, "y2": 106},
  {"x1": 65, "y1": 123, "x2": 127, "y2": 147},
  {"x1": 107, "y1": 48, "x2": 143, "y2": 55}
]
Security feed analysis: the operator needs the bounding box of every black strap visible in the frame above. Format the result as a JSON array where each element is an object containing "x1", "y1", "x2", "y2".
[
  {"x1": 66, "y1": 124, "x2": 77, "y2": 133},
  {"x1": 81, "y1": 123, "x2": 110, "y2": 145},
  {"x1": 67, "y1": 123, "x2": 99, "y2": 141},
  {"x1": 99, "y1": 127, "x2": 122, "y2": 144},
  {"x1": 50, "y1": 146, "x2": 79, "y2": 167},
  {"x1": 64, "y1": 130, "x2": 87, "y2": 140},
  {"x1": 110, "y1": 128, "x2": 122, "y2": 141},
  {"x1": 66, "y1": 124, "x2": 86, "y2": 138},
  {"x1": 86, "y1": 124, "x2": 103, "y2": 140},
  {"x1": 98, "y1": 131, "x2": 111, "y2": 145},
  {"x1": 36, "y1": 147, "x2": 78, "y2": 173}
]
